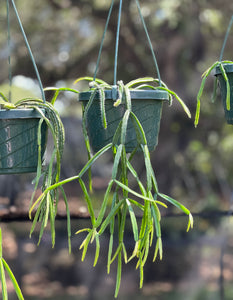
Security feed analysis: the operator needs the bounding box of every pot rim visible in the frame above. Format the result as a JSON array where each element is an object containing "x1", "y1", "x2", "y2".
[
  {"x1": 213, "y1": 62, "x2": 233, "y2": 76},
  {"x1": 79, "y1": 89, "x2": 169, "y2": 101},
  {"x1": 0, "y1": 108, "x2": 44, "y2": 119}
]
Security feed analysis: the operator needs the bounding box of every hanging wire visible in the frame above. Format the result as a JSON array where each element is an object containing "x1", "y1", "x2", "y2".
[
  {"x1": 113, "y1": 0, "x2": 123, "y2": 86},
  {"x1": 219, "y1": 15, "x2": 233, "y2": 61},
  {"x1": 93, "y1": 0, "x2": 115, "y2": 81},
  {"x1": 93, "y1": 0, "x2": 125, "y2": 86},
  {"x1": 135, "y1": 0, "x2": 162, "y2": 86},
  {"x1": 9, "y1": 0, "x2": 46, "y2": 102},
  {"x1": 6, "y1": 0, "x2": 12, "y2": 102},
  {"x1": 94, "y1": 0, "x2": 162, "y2": 88}
]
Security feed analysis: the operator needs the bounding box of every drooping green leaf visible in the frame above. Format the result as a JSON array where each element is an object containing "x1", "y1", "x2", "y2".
[
  {"x1": 130, "y1": 111, "x2": 147, "y2": 145},
  {"x1": 99, "y1": 86, "x2": 107, "y2": 129},
  {"x1": 122, "y1": 243, "x2": 128, "y2": 264},
  {"x1": 115, "y1": 180, "x2": 166, "y2": 207},
  {"x1": 98, "y1": 199, "x2": 125, "y2": 235},
  {"x1": 79, "y1": 231, "x2": 93, "y2": 262},
  {"x1": 74, "y1": 76, "x2": 110, "y2": 86},
  {"x1": 114, "y1": 252, "x2": 122, "y2": 298},
  {"x1": 0, "y1": 229, "x2": 2, "y2": 258},
  {"x1": 110, "y1": 243, "x2": 122, "y2": 265},
  {"x1": 60, "y1": 186, "x2": 71, "y2": 253},
  {"x1": 126, "y1": 77, "x2": 156, "y2": 88},
  {"x1": 158, "y1": 193, "x2": 190, "y2": 215},
  {"x1": 158, "y1": 193, "x2": 193, "y2": 231},
  {"x1": 93, "y1": 234, "x2": 100, "y2": 267},
  {"x1": 0, "y1": 259, "x2": 8, "y2": 300},
  {"x1": 78, "y1": 178, "x2": 96, "y2": 225},
  {"x1": 120, "y1": 109, "x2": 130, "y2": 145},
  {"x1": 142, "y1": 145, "x2": 152, "y2": 191},
  {"x1": 153, "y1": 237, "x2": 163, "y2": 261},
  {"x1": 2, "y1": 258, "x2": 24, "y2": 300},
  {"x1": 112, "y1": 144, "x2": 123, "y2": 179},
  {"x1": 126, "y1": 199, "x2": 139, "y2": 242},
  {"x1": 95, "y1": 180, "x2": 114, "y2": 228},
  {"x1": 107, "y1": 234, "x2": 114, "y2": 274},
  {"x1": 156, "y1": 86, "x2": 191, "y2": 118},
  {"x1": 0, "y1": 92, "x2": 10, "y2": 103},
  {"x1": 219, "y1": 63, "x2": 231, "y2": 110}
]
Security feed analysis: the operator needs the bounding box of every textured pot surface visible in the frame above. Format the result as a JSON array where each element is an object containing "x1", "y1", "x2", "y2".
[
  {"x1": 79, "y1": 89, "x2": 169, "y2": 152},
  {"x1": 0, "y1": 109, "x2": 47, "y2": 174}
]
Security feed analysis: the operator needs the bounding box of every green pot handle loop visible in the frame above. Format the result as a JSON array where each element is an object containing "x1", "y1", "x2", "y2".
[
  {"x1": 6, "y1": 0, "x2": 45, "y2": 103},
  {"x1": 219, "y1": 15, "x2": 233, "y2": 62}
]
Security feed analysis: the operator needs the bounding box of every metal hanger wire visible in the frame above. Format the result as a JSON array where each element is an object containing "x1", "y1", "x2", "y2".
[
  {"x1": 93, "y1": 0, "x2": 162, "y2": 87},
  {"x1": 6, "y1": 0, "x2": 45, "y2": 103}
]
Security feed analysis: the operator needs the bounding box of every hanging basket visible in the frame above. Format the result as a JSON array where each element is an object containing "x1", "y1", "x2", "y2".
[
  {"x1": 0, "y1": 108, "x2": 47, "y2": 174},
  {"x1": 79, "y1": 89, "x2": 169, "y2": 152},
  {"x1": 214, "y1": 63, "x2": 233, "y2": 124}
]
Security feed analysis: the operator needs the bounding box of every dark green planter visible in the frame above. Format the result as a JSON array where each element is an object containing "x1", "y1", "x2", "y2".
[
  {"x1": 79, "y1": 89, "x2": 169, "y2": 152},
  {"x1": 0, "y1": 109, "x2": 47, "y2": 174},
  {"x1": 214, "y1": 63, "x2": 233, "y2": 124}
]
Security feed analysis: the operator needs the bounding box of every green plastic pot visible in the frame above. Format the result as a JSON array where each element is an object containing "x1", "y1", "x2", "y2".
[
  {"x1": 79, "y1": 89, "x2": 169, "y2": 152},
  {"x1": 214, "y1": 63, "x2": 233, "y2": 124},
  {"x1": 0, "y1": 109, "x2": 47, "y2": 174}
]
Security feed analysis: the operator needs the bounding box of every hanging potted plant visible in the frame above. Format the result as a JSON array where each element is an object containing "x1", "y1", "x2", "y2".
[
  {"x1": 0, "y1": 0, "x2": 49, "y2": 174},
  {"x1": 33, "y1": 83, "x2": 193, "y2": 297},
  {"x1": 0, "y1": 0, "x2": 71, "y2": 254},
  {"x1": 44, "y1": 0, "x2": 193, "y2": 297},
  {"x1": 195, "y1": 15, "x2": 233, "y2": 126},
  {"x1": 76, "y1": 0, "x2": 190, "y2": 153}
]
